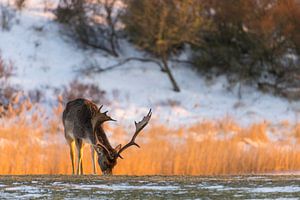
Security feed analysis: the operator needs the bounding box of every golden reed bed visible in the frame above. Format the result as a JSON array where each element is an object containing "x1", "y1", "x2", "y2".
[{"x1": 1, "y1": 99, "x2": 300, "y2": 175}]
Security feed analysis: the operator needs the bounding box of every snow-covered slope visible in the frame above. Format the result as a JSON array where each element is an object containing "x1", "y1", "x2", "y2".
[{"x1": 1, "y1": 0, "x2": 300, "y2": 126}]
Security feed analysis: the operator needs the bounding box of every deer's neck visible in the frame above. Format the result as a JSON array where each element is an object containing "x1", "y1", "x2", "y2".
[{"x1": 95, "y1": 124, "x2": 114, "y2": 151}]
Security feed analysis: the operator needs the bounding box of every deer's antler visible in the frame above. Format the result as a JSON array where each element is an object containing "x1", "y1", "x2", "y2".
[
  {"x1": 117, "y1": 109, "x2": 152, "y2": 159},
  {"x1": 98, "y1": 105, "x2": 116, "y2": 122}
]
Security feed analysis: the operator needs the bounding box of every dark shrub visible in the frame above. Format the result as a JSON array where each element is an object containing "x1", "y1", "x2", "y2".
[
  {"x1": 55, "y1": 0, "x2": 120, "y2": 57},
  {"x1": 61, "y1": 79, "x2": 107, "y2": 105}
]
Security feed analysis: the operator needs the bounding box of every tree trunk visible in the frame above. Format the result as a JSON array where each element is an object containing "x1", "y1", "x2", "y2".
[
  {"x1": 109, "y1": 35, "x2": 119, "y2": 57},
  {"x1": 161, "y1": 56, "x2": 180, "y2": 92}
]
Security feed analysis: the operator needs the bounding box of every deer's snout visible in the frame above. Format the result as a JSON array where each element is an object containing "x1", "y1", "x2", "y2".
[{"x1": 102, "y1": 169, "x2": 112, "y2": 175}]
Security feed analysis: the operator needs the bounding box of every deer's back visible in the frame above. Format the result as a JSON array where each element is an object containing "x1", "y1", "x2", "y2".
[{"x1": 63, "y1": 98, "x2": 98, "y2": 142}]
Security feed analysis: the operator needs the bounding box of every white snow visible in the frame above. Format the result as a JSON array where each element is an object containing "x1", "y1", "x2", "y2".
[
  {"x1": 199, "y1": 183, "x2": 300, "y2": 194},
  {"x1": 80, "y1": 184, "x2": 180, "y2": 191},
  {"x1": 250, "y1": 186, "x2": 300, "y2": 193},
  {"x1": 4, "y1": 185, "x2": 38, "y2": 191},
  {"x1": 3, "y1": 185, "x2": 50, "y2": 198},
  {"x1": 57, "y1": 182, "x2": 180, "y2": 191},
  {"x1": 200, "y1": 185, "x2": 225, "y2": 190},
  {"x1": 1, "y1": 0, "x2": 300, "y2": 127},
  {"x1": 2, "y1": 181, "x2": 300, "y2": 199}
]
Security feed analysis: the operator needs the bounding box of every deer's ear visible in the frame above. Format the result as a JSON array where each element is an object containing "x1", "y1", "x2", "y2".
[{"x1": 115, "y1": 144, "x2": 122, "y2": 152}]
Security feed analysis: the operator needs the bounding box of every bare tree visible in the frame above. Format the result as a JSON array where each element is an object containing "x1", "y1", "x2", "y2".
[
  {"x1": 122, "y1": 0, "x2": 204, "y2": 92},
  {"x1": 55, "y1": 0, "x2": 122, "y2": 57}
]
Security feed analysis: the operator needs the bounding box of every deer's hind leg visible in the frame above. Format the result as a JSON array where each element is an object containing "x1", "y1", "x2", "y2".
[
  {"x1": 69, "y1": 140, "x2": 76, "y2": 175},
  {"x1": 65, "y1": 134, "x2": 76, "y2": 175},
  {"x1": 75, "y1": 138, "x2": 84, "y2": 175}
]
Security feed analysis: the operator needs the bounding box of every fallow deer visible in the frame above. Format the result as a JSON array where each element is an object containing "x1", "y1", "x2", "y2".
[{"x1": 62, "y1": 98, "x2": 151, "y2": 175}]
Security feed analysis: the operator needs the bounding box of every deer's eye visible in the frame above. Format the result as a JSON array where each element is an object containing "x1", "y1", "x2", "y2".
[{"x1": 96, "y1": 147, "x2": 101, "y2": 153}]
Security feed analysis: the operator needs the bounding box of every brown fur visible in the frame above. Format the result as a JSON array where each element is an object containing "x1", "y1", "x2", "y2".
[
  {"x1": 62, "y1": 98, "x2": 116, "y2": 175},
  {"x1": 62, "y1": 98, "x2": 151, "y2": 175}
]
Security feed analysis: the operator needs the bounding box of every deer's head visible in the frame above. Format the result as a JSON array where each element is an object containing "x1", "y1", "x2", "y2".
[
  {"x1": 94, "y1": 143, "x2": 121, "y2": 175},
  {"x1": 92, "y1": 106, "x2": 152, "y2": 175}
]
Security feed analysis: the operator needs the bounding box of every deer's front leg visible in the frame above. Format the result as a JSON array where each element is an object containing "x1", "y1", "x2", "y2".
[{"x1": 91, "y1": 146, "x2": 97, "y2": 174}]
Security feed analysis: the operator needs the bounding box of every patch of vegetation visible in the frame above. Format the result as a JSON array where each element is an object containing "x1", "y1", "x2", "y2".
[
  {"x1": 55, "y1": 0, "x2": 121, "y2": 57},
  {"x1": 192, "y1": 0, "x2": 300, "y2": 99},
  {"x1": 60, "y1": 79, "x2": 107, "y2": 105},
  {"x1": 0, "y1": 3, "x2": 15, "y2": 31},
  {"x1": 14, "y1": 0, "x2": 27, "y2": 10}
]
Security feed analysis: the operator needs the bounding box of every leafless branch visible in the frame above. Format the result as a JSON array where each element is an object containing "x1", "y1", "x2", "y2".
[{"x1": 80, "y1": 57, "x2": 166, "y2": 75}]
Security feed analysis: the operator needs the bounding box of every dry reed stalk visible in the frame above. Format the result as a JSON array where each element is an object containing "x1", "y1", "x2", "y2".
[{"x1": 1, "y1": 100, "x2": 300, "y2": 175}]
